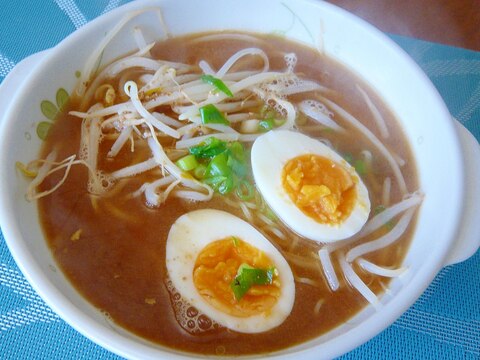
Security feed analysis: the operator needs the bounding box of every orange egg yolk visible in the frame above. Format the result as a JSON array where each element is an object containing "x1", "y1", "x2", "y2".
[
  {"x1": 282, "y1": 154, "x2": 357, "y2": 225},
  {"x1": 193, "y1": 238, "x2": 280, "y2": 317}
]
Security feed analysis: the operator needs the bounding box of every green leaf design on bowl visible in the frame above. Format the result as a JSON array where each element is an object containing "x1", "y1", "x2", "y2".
[
  {"x1": 40, "y1": 100, "x2": 58, "y2": 120},
  {"x1": 56, "y1": 88, "x2": 69, "y2": 111},
  {"x1": 36, "y1": 121, "x2": 52, "y2": 140},
  {"x1": 37, "y1": 87, "x2": 69, "y2": 140}
]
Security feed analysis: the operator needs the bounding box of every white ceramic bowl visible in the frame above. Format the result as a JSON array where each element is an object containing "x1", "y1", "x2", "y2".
[{"x1": 1, "y1": 0, "x2": 479, "y2": 359}]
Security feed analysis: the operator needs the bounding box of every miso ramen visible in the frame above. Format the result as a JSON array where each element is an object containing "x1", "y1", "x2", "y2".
[{"x1": 22, "y1": 12, "x2": 422, "y2": 356}]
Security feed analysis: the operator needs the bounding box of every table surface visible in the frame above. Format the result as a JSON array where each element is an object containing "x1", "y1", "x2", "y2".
[
  {"x1": 327, "y1": 0, "x2": 480, "y2": 52},
  {"x1": 0, "y1": 1, "x2": 479, "y2": 359}
]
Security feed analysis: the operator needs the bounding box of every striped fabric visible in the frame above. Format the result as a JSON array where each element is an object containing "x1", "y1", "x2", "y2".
[{"x1": 0, "y1": 1, "x2": 478, "y2": 358}]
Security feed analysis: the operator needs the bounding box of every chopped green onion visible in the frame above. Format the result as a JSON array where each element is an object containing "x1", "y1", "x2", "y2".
[
  {"x1": 342, "y1": 154, "x2": 367, "y2": 175},
  {"x1": 232, "y1": 236, "x2": 240, "y2": 247},
  {"x1": 199, "y1": 104, "x2": 229, "y2": 125},
  {"x1": 175, "y1": 154, "x2": 198, "y2": 171},
  {"x1": 258, "y1": 119, "x2": 275, "y2": 132},
  {"x1": 235, "y1": 180, "x2": 254, "y2": 201},
  {"x1": 218, "y1": 176, "x2": 234, "y2": 194},
  {"x1": 343, "y1": 153, "x2": 354, "y2": 164},
  {"x1": 374, "y1": 205, "x2": 386, "y2": 215},
  {"x1": 229, "y1": 141, "x2": 245, "y2": 161},
  {"x1": 204, "y1": 175, "x2": 234, "y2": 194},
  {"x1": 354, "y1": 159, "x2": 367, "y2": 176},
  {"x1": 188, "y1": 138, "x2": 251, "y2": 196},
  {"x1": 206, "y1": 152, "x2": 231, "y2": 177},
  {"x1": 189, "y1": 137, "x2": 227, "y2": 158},
  {"x1": 203, "y1": 175, "x2": 226, "y2": 186},
  {"x1": 260, "y1": 106, "x2": 277, "y2": 119},
  {"x1": 227, "y1": 141, "x2": 247, "y2": 177},
  {"x1": 193, "y1": 164, "x2": 207, "y2": 179},
  {"x1": 201, "y1": 74, "x2": 234, "y2": 97},
  {"x1": 227, "y1": 155, "x2": 247, "y2": 178},
  {"x1": 230, "y1": 263, "x2": 276, "y2": 301}
]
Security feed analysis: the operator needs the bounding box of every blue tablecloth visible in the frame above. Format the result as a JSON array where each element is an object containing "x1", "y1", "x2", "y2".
[{"x1": 0, "y1": 1, "x2": 479, "y2": 359}]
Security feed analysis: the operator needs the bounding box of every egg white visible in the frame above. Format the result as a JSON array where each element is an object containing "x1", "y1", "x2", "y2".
[
  {"x1": 166, "y1": 209, "x2": 295, "y2": 333},
  {"x1": 251, "y1": 130, "x2": 370, "y2": 242}
]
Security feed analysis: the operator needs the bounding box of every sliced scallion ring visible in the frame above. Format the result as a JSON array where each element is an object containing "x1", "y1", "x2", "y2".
[{"x1": 201, "y1": 74, "x2": 234, "y2": 97}]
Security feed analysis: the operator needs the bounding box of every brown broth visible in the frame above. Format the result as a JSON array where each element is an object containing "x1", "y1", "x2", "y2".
[{"x1": 37, "y1": 32, "x2": 418, "y2": 356}]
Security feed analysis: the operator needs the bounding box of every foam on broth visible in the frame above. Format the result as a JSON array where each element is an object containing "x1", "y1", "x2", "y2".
[{"x1": 37, "y1": 32, "x2": 418, "y2": 355}]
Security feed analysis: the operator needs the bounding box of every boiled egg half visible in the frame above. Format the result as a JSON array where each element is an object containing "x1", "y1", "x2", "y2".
[
  {"x1": 166, "y1": 209, "x2": 295, "y2": 333},
  {"x1": 251, "y1": 130, "x2": 370, "y2": 242}
]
